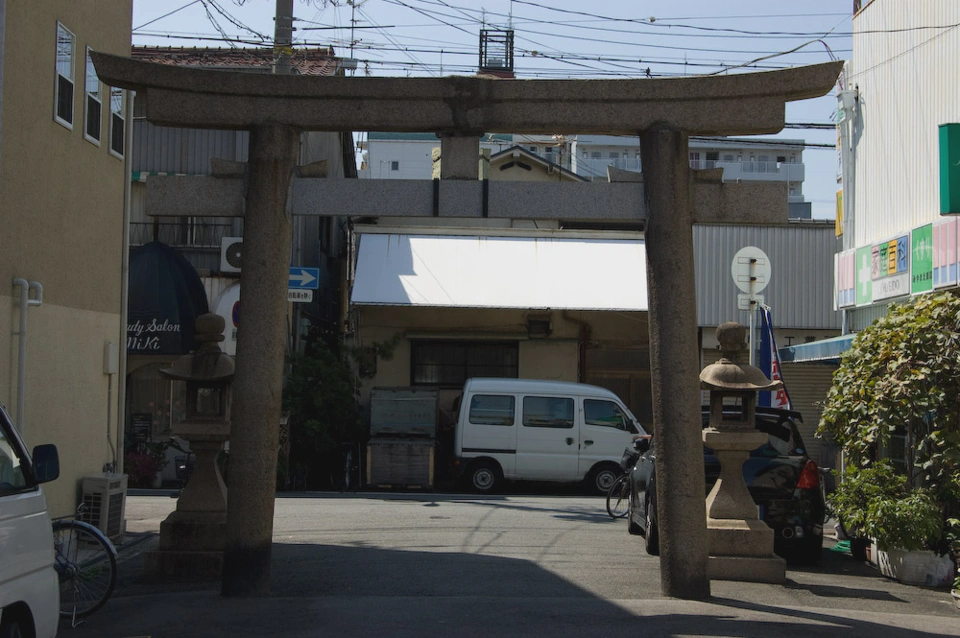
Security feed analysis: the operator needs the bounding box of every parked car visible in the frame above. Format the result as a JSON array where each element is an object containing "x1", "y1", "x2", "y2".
[
  {"x1": 627, "y1": 406, "x2": 825, "y2": 564},
  {"x1": 453, "y1": 378, "x2": 646, "y2": 495},
  {"x1": 0, "y1": 402, "x2": 60, "y2": 638}
]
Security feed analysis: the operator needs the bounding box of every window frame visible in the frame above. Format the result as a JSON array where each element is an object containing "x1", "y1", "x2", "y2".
[
  {"x1": 467, "y1": 394, "x2": 516, "y2": 426},
  {"x1": 410, "y1": 340, "x2": 519, "y2": 388},
  {"x1": 583, "y1": 398, "x2": 630, "y2": 432},
  {"x1": 54, "y1": 22, "x2": 76, "y2": 129},
  {"x1": 521, "y1": 395, "x2": 575, "y2": 429},
  {"x1": 83, "y1": 47, "x2": 102, "y2": 145},
  {"x1": 108, "y1": 86, "x2": 125, "y2": 159}
]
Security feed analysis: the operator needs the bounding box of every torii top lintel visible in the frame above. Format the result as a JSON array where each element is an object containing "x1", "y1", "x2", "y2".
[{"x1": 92, "y1": 52, "x2": 841, "y2": 137}]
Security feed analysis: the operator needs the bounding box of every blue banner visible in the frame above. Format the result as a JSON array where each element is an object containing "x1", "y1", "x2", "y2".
[{"x1": 757, "y1": 306, "x2": 792, "y2": 410}]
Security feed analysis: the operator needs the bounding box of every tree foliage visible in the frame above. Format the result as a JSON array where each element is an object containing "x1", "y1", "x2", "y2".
[
  {"x1": 818, "y1": 292, "x2": 960, "y2": 497},
  {"x1": 282, "y1": 336, "x2": 366, "y2": 489}
]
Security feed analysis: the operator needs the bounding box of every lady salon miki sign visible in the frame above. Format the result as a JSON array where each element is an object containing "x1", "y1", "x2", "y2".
[{"x1": 127, "y1": 318, "x2": 181, "y2": 353}]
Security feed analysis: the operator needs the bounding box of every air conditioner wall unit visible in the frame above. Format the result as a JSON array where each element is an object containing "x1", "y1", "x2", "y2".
[
  {"x1": 221, "y1": 236, "x2": 243, "y2": 273},
  {"x1": 80, "y1": 473, "x2": 127, "y2": 542}
]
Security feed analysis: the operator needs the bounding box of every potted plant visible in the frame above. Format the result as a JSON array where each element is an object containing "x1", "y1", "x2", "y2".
[{"x1": 829, "y1": 461, "x2": 944, "y2": 582}]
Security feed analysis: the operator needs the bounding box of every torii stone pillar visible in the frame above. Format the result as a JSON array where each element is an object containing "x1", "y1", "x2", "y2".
[
  {"x1": 220, "y1": 124, "x2": 299, "y2": 595},
  {"x1": 92, "y1": 51, "x2": 841, "y2": 600},
  {"x1": 640, "y1": 126, "x2": 708, "y2": 596}
]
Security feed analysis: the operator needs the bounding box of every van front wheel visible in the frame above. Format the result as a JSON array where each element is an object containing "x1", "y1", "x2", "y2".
[
  {"x1": 468, "y1": 461, "x2": 501, "y2": 494},
  {"x1": 587, "y1": 463, "x2": 620, "y2": 496}
]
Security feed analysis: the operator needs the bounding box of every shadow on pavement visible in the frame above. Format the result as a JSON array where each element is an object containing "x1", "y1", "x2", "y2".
[{"x1": 59, "y1": 540, "x2": 958, "y2": 638}]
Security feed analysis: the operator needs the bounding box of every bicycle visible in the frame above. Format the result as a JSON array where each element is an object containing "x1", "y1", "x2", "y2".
[
  {"x1": 605, "y1": 473, "x2": 631, "y2": 519},
  {"x1": 53, "y1": 505, "x2": 118, "y2": 625},
  {"x1": 606, "y1": 441, "x2": 643, "y2": 519}
]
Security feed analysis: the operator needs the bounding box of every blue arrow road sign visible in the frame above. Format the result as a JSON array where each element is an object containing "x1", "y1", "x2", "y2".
[{"x1": 289, "y1": 267, "x2": 320, "y2": 290}]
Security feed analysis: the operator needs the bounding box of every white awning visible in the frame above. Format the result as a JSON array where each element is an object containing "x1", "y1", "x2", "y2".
[{"x1": 351, "y1": 233, "x2": 647, "y2": 311}]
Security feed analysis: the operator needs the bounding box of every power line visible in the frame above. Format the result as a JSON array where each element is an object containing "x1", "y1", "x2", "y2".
[{"x1": 133, "y1": 0, "x2": 202, "y2": 31}]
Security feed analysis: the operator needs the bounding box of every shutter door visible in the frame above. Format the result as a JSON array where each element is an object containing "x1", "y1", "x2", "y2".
[{"x1": 781, "y1": 363, "x2": 839, "y2": 469}]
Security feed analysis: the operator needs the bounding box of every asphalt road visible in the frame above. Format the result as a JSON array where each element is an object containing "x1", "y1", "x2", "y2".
[{"x1": 59, "y1": 492, "x2": 960, "y2": 637}]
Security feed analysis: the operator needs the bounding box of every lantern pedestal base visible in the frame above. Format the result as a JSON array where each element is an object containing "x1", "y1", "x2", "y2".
[
  {"x1": 145, "y1": 515, "x2": 226, "y2": 581},
  {"x1": 706, "y1": 517, "x2": 785, "y2": 582},
  {"x1": 144, "y1": 438, "x2": 228, "y2": 581}
]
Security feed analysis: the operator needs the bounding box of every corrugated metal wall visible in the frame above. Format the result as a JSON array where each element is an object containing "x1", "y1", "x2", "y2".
[
  {"x1": 850, "y1": 1, "x2": 960, "y2": 248},
  {"x1": 133, "y1": 120, "x2": 248, "y2": 174},
  {"x1": 694, "y1": 223, "x2": 842, "y2": 329}
]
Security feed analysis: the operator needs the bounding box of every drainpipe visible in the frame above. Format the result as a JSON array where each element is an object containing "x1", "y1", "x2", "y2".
[
  {"x1": 562, "y1": 310, "x2": 592, "y2": 383},
  {"x1": 11, "y1": 278, "x2": 42, "y2": 433},
  {"x1": 116, "y1": 90, "x2": 134, "y2": 473}
]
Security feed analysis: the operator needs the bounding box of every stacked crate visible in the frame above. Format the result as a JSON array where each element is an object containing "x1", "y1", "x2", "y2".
[{"x1": 366, "y1": 387, "x2": 439, "y2": 489}]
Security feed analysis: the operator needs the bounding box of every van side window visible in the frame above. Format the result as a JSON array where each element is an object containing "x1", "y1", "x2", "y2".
[
  {"x1": 0, "y1": 430, "x2": 29, "y2": 496},
  {"x1": 522, "y1": 396, "x2": 574, "y2": 429},
  {"x1": 469, "y1": 394, "x2": 515, "y2": 426},
  {"x1": 584, "y1": 399, "x2": 629, "y2": 431}
]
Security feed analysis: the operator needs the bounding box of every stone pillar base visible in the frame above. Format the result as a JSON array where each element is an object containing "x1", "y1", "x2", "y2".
[{"x1": 707, "y1": 517, "x2": 785, "y2": 583}]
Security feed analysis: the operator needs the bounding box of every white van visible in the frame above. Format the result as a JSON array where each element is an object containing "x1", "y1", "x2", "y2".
[
  {"x1": 453, "y1": 378, "x2": 645, "y2": 494},
  {"x1": 0, "y1": 403, "x2": 60, "y2": 638}
]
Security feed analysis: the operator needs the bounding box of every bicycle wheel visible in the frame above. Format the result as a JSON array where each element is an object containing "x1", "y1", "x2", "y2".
[
  {"x1": 53, "y1": 520, "x2": 117, "y2": 619},
  {"x1": 605, "y1": 474, "x2": 630, "y2": 519}
]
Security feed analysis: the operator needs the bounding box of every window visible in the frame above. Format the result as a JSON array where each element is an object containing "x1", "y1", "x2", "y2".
[
  {"x1": 469, "y1": 394, "x2": 515, "y2": 426},
  {"x1": 84, "y1": 48, "x2": 101, "y2": 143},
  {"x1": 411, "y1": 340, "x2": 518, "y2": 387},
  {"x1": 584, "y1": 399, "x2": 629, "y2": 431},
  {"x1": 390, "y1": 160, "x2": 399, "y2": 171},
  {"x1": 608, "y1": 152, "x2": 619, "y2": 159},
  {"x1": 522, "y1": 396, "x2": 574, "y2": 429},
  {"x1": 54, "y1": 23, "x2": 75, "y2": 128},
  {"x1": 591, "y1": 152, "x2": 601, "y2": 159},
  {"x1": 109, "y1": 87, "x2": 124, "y2": 157}
]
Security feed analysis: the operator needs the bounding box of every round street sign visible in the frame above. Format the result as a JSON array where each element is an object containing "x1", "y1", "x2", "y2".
[{"x1": 731, "y1": 246, "x2": 771, "y2": 294}]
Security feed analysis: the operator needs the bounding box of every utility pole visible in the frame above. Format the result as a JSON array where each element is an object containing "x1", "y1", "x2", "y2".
[{"x1": 273, "y1": 0, "x2": 293, "y2": 76}]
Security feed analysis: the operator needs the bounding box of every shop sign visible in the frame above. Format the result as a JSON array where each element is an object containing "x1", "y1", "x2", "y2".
[
  {"x1": 836, "y1": 249, "x2": 855, "y2": 308},
  {"x1": 934, "y1": 217, "x2": 959, "y2": 289},
  {"x1": 855, "y1": 245, "x2": 873, "y2": 307},
  {"x1": 911, "y1": 224, "x2": 933, "y2": 295},
  {"x1": 871, "y1": 234, "x2": 909, "y2": 301}
]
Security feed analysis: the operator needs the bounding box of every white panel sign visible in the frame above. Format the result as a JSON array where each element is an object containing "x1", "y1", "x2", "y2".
[
  {"x1": 731, "y1": 246, "x2": 771, "y2": 294},
  {"x1": 288, "y1": 290, "x2": 314, "y2": 303}
]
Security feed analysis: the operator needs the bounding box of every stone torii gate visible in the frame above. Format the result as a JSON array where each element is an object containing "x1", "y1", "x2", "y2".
[{"x1": 93, "y1": 52, "x2": 841, "y2": 600}]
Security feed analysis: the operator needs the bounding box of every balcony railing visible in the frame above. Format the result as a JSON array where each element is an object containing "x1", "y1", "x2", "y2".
[
  {"x1": 572, "y1": 157, "x2": 805, "y2": 184},
  {"x1": 130, "y1": 221, "x2": 234, "y2": 249}
]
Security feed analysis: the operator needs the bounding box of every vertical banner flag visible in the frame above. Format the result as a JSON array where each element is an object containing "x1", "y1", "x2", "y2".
[{"x1": 757, "y1": 305, "x2": 792, "y2": 410}]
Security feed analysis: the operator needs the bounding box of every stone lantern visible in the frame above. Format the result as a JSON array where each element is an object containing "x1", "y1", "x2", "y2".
[
  {"x1": 145, "y1": 313, "x2": 233, "y2": 580},
  {"x1": 699, "y1": 321, "x2": 785, "y2": 583}
]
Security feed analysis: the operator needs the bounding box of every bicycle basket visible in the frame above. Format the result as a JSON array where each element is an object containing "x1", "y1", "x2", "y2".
[{"x1": 620, "y1": 446, "x2": 640, "y2": 472}]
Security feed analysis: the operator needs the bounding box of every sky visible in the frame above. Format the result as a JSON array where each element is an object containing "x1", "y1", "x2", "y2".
[{"x1": 131, "y1": 0, "x2": 855, "y2": 219}]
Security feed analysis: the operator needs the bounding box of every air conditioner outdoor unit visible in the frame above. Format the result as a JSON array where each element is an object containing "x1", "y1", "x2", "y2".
[
  {"x1": 79, "y1": 473, "x2": 127, "y2": 542},
  {"x1": 220, "y1": 236, "x2": 243, "y2": 273}
]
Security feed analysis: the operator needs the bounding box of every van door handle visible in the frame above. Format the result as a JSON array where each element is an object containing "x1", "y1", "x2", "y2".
[
  {"x1": 583, "y1": 440, "x2": 594, "y2": 445},
  {"x1": 566, "y1": 437, "x2": 574, "y2": 445}
]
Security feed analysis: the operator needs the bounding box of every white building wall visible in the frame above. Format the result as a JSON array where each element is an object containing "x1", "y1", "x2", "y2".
[{"x1": 849, "y1": 0, "x2": 960, "y2": 247}]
